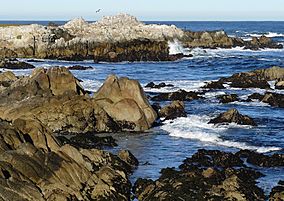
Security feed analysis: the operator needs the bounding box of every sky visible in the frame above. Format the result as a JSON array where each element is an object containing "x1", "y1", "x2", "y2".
[{"x1": 0, "y1": 0, "x2": 284, "y2": 21}]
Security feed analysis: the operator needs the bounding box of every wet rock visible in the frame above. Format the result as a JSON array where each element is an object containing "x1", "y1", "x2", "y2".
[
  {"x1": 270, "y1": 181, "x2": 284, "y2": 201},
  {"x1": 26, "y1": 59, "x2": 44, "y2": 62},
  {"x1": 202, "y1": 80, "x2": 225, "y2": 89},
  {"x1": 208, "y1": 108, "x2": 257, "y2": 126},
  {"x1": 145, "y1": 82, "x2": 174, "y2": 89},
  {"x1": 56, "y1": 134, "x2": 118, "y2": 149},
  {"x1": 0, "y1": 60, "x2": 35, "y2": 69},
  {"x1": 68, "y1": 65, "x2": 93, "y2": 70},
  {"x1": 244, "y1": 36, "x2": 283, "y2": 50},
  {"x1": 94, "y1": 74, "x2": 157, "y2": 131},
  {"x1": 118, "y1": 150, "x2": 139, "y2": 168},
  {"x1": 217, "y1": 94, "x2": 239, "y2": 103},
  {"x1": 248, "y1": 93, "x2": 265, "y2": 101},
  {"x1": 151, "y1": 89, "x2": 203, "y2": 101},
  {"x1": 262, "y1": 92, "x2": 284, "y2": 108},
  {"x1": 275, "y1": 80, "x2": 284, "y2": 90},
  {"x1": 134, "y1": 149, "x2": 265, "y2": 201},
  {"x1": 236, "y1": 150, "x2": 284, "y2": 167},
  {"x1": 159, "y1": 100, "x2": 187, "y2": 120}
]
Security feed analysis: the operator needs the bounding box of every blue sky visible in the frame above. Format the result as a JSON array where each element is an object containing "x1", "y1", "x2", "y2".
[{"x1": 0, "y1": 0, "x2": 284, "y2": 21}]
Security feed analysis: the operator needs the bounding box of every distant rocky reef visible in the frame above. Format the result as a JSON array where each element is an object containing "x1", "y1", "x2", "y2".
[{"x1": 0, "y1": 14, "x2": 282, "y2": 62}]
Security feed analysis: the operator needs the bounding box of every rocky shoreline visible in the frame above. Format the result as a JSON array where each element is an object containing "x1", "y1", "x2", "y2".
[
  {"x1": 0, "y1": 14, "x2": 283, "y2": 63},
  {"x1": 0, "y1": 65, "x2": 284, "y2": 200}
]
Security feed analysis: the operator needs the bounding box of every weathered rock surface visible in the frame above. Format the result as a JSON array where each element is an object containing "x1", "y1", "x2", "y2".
[
  {"x1": 218, "y1": 94, "x2": 239, "y2": 103},
  {"x1": 134, "y1": 149, "x2": 266, "y2": 201},
  {"x1": 202, "y1": 80, "x2": 225, "y2": 89},
  {"x1": 145, "y1": 81, "x2": 174, "y2": 89},
  {"x1": 0, "y1": 118, "x2": 135, "y2": 200},
  {"x1": 275, "y1": 80, "x2": 284, "y2": 90},
  {"x1": 151, "y1": 89, "x2": 203, "y2": 101},
  {"x1": 270, "y1": 181, "x2": 284, "y2": 201},
  {"x1": 94, "y1": 74, "x2": 157, "y2": 131},
  {"x1": 208, "y1": 108, "x2": 257, "y2": 126},
  {"x1": 159, "y1": 100, "x2": 187, "y2": 120}
]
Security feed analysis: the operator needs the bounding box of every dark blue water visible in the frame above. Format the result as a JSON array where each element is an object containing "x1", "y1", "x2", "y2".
[{"x1": 2, "y1": 21, "x2": 284, "y2": 195}]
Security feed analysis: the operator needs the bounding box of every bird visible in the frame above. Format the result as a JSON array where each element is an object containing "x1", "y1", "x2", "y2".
[{"x1": 96, "y1": 9, "x2": 101, "y2": 13}]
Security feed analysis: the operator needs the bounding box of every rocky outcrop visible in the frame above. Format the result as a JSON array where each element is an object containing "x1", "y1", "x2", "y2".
[
  {"x1": 247, "y1": 92, "x2": 284, "y2": 108},
  {"x1": 159, "y1": 100, "x2": 187, "y2": 120},
  {"x1": 145, "y1": 82, "x2": 174, "y2": 89},
  {"x1": 275, "y1": 80, "x2": 284, "y2": 90},
  {"x1": 134, "y1": 149, "x2": 266, "y2": 201},
  {"x1": 0, "y1": 67, "x2": 157, "y2": 133},
  {"x1": 215, "y1": 66, "x2": 284, "y2": 89},
  {"x1": 202, "y1": 80, "x2": 225, "y2": 89},
  {"x1": 0, "y1": 60, "x2": 35, "y2": 69},
  {"x1": 208, "y1": 108, "x2": 257, "y2": 126},
  {"x1": 0, "y1": 71, "x2": 18, "y2": 90},
  {"x1": 270, "y1": 181, "x2": 284, "y2": 201},
  {"x1": 244, "y1": 36, "x2": 283, "y2": 50},
  {"x1": 0, "y1": 118, "x2": 135, "y2": 200},
  {"x1": 151, "y1": 89, "x2": 204, "y2": 101},
  {"x1": 94, "y1": 74, "x2": 157, "y2": 131},
  {"x1": 218, "y1": 94, "x2": 239, "y2": 103}
]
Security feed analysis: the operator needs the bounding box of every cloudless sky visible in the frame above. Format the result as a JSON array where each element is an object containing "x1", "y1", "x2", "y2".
[{"x1": 0, "y1": 0, "x2": 284, "y2": 21}]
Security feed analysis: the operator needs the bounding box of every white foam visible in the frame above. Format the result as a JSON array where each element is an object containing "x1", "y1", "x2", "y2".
[
  {"x1": 246, "y1": 32, "x2": 284, "y2": 38},
  {"x1": 161, "y1": 116, "x2": 281, "y2": 153},
  {"x1": 81, "y1": 79, "x2": 103, "y2": 92},
  {"x1": 168, "y1": 39, "x2": 191, "y2": 55}
]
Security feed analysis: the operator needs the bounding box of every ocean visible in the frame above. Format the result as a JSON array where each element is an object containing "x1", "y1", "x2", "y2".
[{"x1": 1, "y1": 21, "x2": 284, "y2": 195}]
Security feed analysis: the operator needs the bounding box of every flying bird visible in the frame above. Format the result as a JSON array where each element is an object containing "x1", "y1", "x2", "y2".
[{"x1": 96, "y1": 9, "x2": 101, "y2": 13}]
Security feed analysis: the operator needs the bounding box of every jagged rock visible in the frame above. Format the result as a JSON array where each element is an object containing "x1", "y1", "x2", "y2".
[
  {"x1": 68, "y1": 65, "x2": 93, "y2": 70},
  {"x1": 118, "y1": 150, "x2": 139, "y2": 168},
  {"x1": 244, "y1": 36, "x2": 283, "y2": 50},
  {"x1": 0, "y1": 60, "x2": 35, "y2": 69},
  {"x1": 0, "y1": 118, "x2": 135, "y2": 200},
  {"x1": 236, "y1": 150, "x2": 284, "y2": 167},
  {"x1": 208, "y1": 108, "x2": 257, "y2": 126},
  {"x1": 94, "y1": 74, "x2": 157, "y2": 131},
  {"x1": 151, "y1": 89, "x2": 203, "y2": 101},
  {"x1": 0, "y1": 47, "x2": 17, "y2": 59},
  {"x1": 262, "y1": 93, "x2": 284, "y2": 108},
  {"x1": 202, "y1": 80, "x2": 225, "y2": 89},
  {"x1": 0, "y1": 71, "x2": 18, "y2": 90},
  {"x1": 145, "y1": 82, "x2": 174, "y2": 89},
  {"x1": 217, "y1": 94, "x2": 239, "y2": 103},
  {"x1": 159, "y1": 100, "x2": 187, "y2": 120},
  {"x1": 270, "y1": 181, "x2": 284, "y2": 201},
  {"x1": 134, "y1": 149, "x2": 265, "y2": 201}
]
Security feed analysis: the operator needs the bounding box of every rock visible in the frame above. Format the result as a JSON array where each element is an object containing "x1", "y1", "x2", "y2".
[
  {"x1": 151, "y1": 89, "x2": 203, "y2": 101},
  {"x1": 68, "y1": 65, "x2": 93, "y2": 70},
  {"x1": 202, "y1": 80, "x2": 225, "y2": 89},
  {"x1": 270, "y1": 181, "x2": 284, "y2": 201},
  {"x1": 244, "y1": 36, "x2": 283, "y2": 50},
  {"x1": 208, "y1": 108, "x2": 257, "y2": 126},
  {"x1": 0, "y1": 47, "x2": 17, "y2": 59},
  {"x1": 275, "y1": 80, "x2": 284, "y2": 90},
  {"x1": 248, "y1": 93, "x2": 265, "y2": 101},
  {"x1": 26, "y1": 59, "x2": 44, "y2": 62},
  {"x1": 134, "y1": 149, "x2": 265, "y2": 201},
  {"x1": 0, "y1": 60, "x2": 35, "y2": 69},
  {"x1": 118, "y1": 150, "x2": 139, "y2": 168},
  {"x1": 94, "y1": 74, "x2": 157, "y2": 131},
  {"x1": 0, "y1": 118, "x2": 134, "y2": 200},
  {"x1": 262, "y1": 92, "x2": 284, "y2": 108},
  {"x1": 0, "y1": 71, "x2": 18, "y2": 90},
  {"x1": 217, "y1": 94, "x2": 239, "y2": 103},
  {"x1": 145, "y1": 82, "x2": 174, "y2": 89},
  {"x1": 159, "y1": 100, "x2": 187, "y2": 120},
  {"x1": 236, "y1": 150, "x2": 284, "y2": 167},
  {"x1": 56, "y1": 134, "x2": 118, "y2": 149}
]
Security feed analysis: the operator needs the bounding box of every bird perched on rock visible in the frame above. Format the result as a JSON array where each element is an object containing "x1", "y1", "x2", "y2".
[{"x1": 96, "y1": 9, "x2": 101, "y2": 13}]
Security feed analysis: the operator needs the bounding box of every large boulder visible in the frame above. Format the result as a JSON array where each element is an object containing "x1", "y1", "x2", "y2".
[
  {"x1": 270, "y1": 181, "x2": 284, "y2": 201},
  {"x1": 94, "y1": 75, "x2": 157, "y2": 131},
  {"x1": 208, "y1": 108, "x2": 257, "y2": 126}
]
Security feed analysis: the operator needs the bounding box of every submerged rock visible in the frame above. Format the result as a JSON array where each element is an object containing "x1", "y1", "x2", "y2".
[
  {"x1": 159, "y1": 100, "x2": 187, "y2": 120},
  {"x1": 247, "y1": 92, "x2": 284, "y2": 108},
  {"x1": 134, "y1": 149, "x2": 265, "y2": 201},
  {"x1": 208, "y1": 108, "x2": 257, "y2": 126},
  {"x1": 145, "y1": 82, "x2": 174, "y2": 89},
  {"x1": 68, "y1": 65, "x2": 93, "y2": 70},
  {"x1": 151, "y1": 89, "x2": 203, "y2": 101},
  {"x1": 217, "y1": 94, "x2": 239, "y2": 103}
]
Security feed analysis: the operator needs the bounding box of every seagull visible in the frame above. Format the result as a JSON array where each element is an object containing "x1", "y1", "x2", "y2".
[{"x1": 96, "y1": 9, "x2": 101, "y2": 13}]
